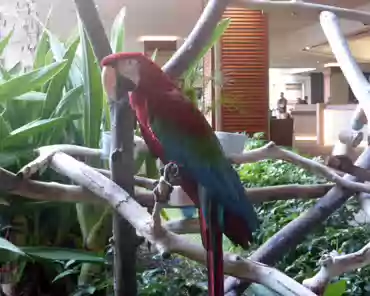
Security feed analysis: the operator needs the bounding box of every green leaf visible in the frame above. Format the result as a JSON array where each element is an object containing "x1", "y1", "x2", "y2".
[
  {"x1": 1, "y1": 117, "x2": 69, "y2": 148},
  {"x1": 41, "y1": 37, "x2": 80, "y2": 118},
  {"x1": 110, "y1": 6, "x2": 126, "y2": 53},
  {"x1": 21, "y1": 247, "x2": 106, "y2": 264},
  {"x1": 78, "y1": 17, "x2": 103, "y2": 148},
  {"x1": 151, "y1": 48, "x2": 158, "y2": 62},
  {"x1": 8, "y1": 62, "x2": 22, "y2": 76},
  {"x1": 0, "y1": 109, "x2": 11, "y2": 139},
  {"x1": 33, "y1": 8, "x2": 52, "y2": 69},
  {"x1": 48, "y1": 33, "x2": 67, "y2": 62},
  {"x1": 323, "y1": 280, "x2": 346, "y2": 296},
  {"x1": 52, "y1": 268, "x2": 79, "y2": 283},
  {"x1": 13, "y1": 92, "x2": 47, "y2": 101},
  {"x1": 53, "y1": 85, "x2": 84, "y2": 117},
  {"x1": 33, "y1": 30, "x2": 50, "y2": 69},
  {"x1": 182, "y1": 18, "x2": 230, "y2": 80},
  {"x1": 0, "y1": 64, "x2": 11, "y2": 81},
  {"x1": 0, "y1": 237, "x2": 26, "y2": 262},
  {"x1": 0, "y1": 60, "x2": 68, "y2": 102},
  {"x1": 0, "y1": 150, "x2": 33, "y2": 168},
  {"x1": 0, "y1": 29, "x2": 14, "y2": 57}
]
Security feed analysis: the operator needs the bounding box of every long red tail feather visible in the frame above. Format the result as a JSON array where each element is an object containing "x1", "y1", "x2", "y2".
[{"x1": 199, "y1": 207, "x2": 224, "y2": 296}]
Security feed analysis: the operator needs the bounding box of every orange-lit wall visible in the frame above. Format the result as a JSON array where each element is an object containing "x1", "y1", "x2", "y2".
[{"x1": 219, "y1": 8, "x2": 269, "y2": 137}]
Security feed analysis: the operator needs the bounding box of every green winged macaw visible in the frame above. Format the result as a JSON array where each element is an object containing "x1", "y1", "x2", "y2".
[{"x1": 101, "y1": 52, "x2": 259, "y2": 296}]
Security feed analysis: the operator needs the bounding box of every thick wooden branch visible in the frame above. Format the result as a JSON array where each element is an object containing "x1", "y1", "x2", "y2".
[
  {"x1": 303, "y1": 244, "x2": 370, "y2": 294},
  {"x1": 230, "y1": 142, "x2": 370, "y2": 194},
  {"x1": 0, "y1": 162, "x2": 330, "y2": 210},
  {"x1": 233, "y1": 0, "x2": 370, "y2": 24},
  {"x1": 17, "y1": 141, "x2": 146, "y2": 179},
  {"x1": 162, "y1": 0, "x2": 229, "y2": 78},
  {"x1": 100, "y1": 167, "x2": 333, "y2": 204},
  {"x1": 73, "y1": 0, "x2": 112, "y2": 61},
  {"x1": 326, "y1": 155, "x2": 370, "y2": 182},
  {"x1": 136, "y1": 183, "x2": 333, "y2": 209},
  {"x1": 43, "y1": 151, "x2": 316, "y2": 296},
  {"x1": 0, "y1": 167, "x2": 100, "y2": 203},
  {"x1": 320, "y1": 11, "x2": 370, "y2": 121}
]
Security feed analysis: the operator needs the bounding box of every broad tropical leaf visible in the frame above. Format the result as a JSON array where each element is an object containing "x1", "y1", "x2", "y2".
[
  {"x1": 0, "y1": 29, "x2": 14, "y2": 57},
  {"x1": 33, "y1": 30, "x2": 51, "y2": 69},
  {"x1": 1, "y1": 117, "x2": 70, "y2": 148},
  {"x1": 0, "y1": 61, "x2": 68, "y2": 102},
  {"x1": 52, "y1": 85, "x2": 84, "y2": 117},
  {"x1": 41, "y1": 37, "x2": 80, "y2": 118},
  {"x1": 110, "y1": 6, "x2": 126, "y2": 53},
  {"x1": 13, "y1": 92, "x2": 47, "y2": 102},
  {"x1": 77, "y1": 17, "x2": 103, "y2": 148},
  {"x1": 0, "y1": 237, "x2": 26, "y2": 263},
  {"x1": 21, "y1": 247, "x2": 106, "y2": 264}
]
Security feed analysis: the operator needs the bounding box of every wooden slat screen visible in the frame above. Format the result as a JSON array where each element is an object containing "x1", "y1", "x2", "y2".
[{"x1": 220, "y1": 8, "x2": 269, "y2": 137}]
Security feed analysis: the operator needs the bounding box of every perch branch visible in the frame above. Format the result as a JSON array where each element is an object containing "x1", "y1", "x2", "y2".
[
  {"x1": 338, "y1": 130, "x2": 363, "y2": 147},
  {"x1": 42, "y1": 151, "x2": 316, "y2": 296},
  {"x1": 135, "y1": 183, "x2": 333, "y2": 209},
  {"x1": 73, "y1": 0, "x2": 112, "y2": 61},
  {"x1": 0, "y1": 167, "x2": 100, "y2": 204},
  {"x1": 100, "y1": 167, "x2": 333, "y2": 203},
  {"x1": 319, "y1": 10, "x2": 370, "y2": 224},
  {"x1": 303, "y1": 244, "x2": 370, "y2": 295},
  {"x1": 332, "y1": 106, "x2": 366, "y2": 158},
  {"x1": 233, "y1": 0, "x2": 370, "y2": 24},
  {"x1": 0, "y1": 167, "x2": 153, "y2": 208},
  {"x1": 162, "y1": 0, "x2": 229, "y2": 78},
  {"x1": 320, "y1": 11, "x2": 370, "y2": 121},
  {"x1": 17, "y1": 141, "x2": 147, "y2": 179},
  {"x1": 326, "y1": 155, "x2": 370, "y2": 182},
  {"x1": 231, "y1": 142, "x2": 370, "y2": 193},
  {"x1": 0, "y1": 166, "x2": 330, "y2": 236}
]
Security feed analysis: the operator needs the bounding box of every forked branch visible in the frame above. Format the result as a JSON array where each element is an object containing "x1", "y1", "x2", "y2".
[
  {"x1": 303, "y1": 244, "x2": 370, "y2": 294},
  {"x1": 44, "y1": 151, "x2": 316, "y2": 296}
]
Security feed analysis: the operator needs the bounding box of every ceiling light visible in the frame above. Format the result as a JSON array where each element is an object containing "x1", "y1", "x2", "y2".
[
  {"x1": 304, "y1": 46, "x2": 311, "y2": 51},
  {"x1": 324, "y1": 62, "x2": 340, "y2": 68},
  {"x1": 137, "y1": 35, "x2": 181, "y2": 42}
]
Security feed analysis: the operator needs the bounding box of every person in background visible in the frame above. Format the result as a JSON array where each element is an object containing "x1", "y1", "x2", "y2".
[{"x1": 277, "y1": 92, "x2": 288, "y2": 119}]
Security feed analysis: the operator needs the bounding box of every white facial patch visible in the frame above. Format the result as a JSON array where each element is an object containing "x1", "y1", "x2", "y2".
[
  {"x1": 117, "y1": 58, "x2": 140, "y2": 86},
  {"x1": 101, "y1": 66, "x2": 117, "y2": 99}
]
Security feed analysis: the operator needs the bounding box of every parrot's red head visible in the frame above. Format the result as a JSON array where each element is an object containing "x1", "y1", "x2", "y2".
[{"x1": 101, "y1": 52, "x2": 172, "y2": 100}]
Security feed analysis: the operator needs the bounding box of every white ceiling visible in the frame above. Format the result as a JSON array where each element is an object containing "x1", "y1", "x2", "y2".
[{"x1": 6, "y1": 0, "x2": 370, "y2": 69}]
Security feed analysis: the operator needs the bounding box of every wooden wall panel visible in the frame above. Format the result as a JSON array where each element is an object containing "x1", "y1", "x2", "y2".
[{"x1": 220, "y1": 8, "x2": 269, "y2": 137}]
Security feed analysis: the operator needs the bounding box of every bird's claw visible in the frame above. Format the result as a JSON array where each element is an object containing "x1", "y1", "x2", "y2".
[
  {"x1": 154, "y1": 162, "x2": 181, "y2": 203},
  {"x1": 164, "y1": 162, "x2": 180, "y2": 181}
]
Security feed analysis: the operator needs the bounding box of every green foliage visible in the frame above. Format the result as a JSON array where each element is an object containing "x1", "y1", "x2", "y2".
[
  {"x1": 236, "y1": 133, "x2": 370, "y2": 296},
  {"x1": 181, "y1": 18, "x2": 230, "y2": 108},
  {"x1": 138, "y1": 256, "x2": 206, "y2": 296},
  {"x1": 0, "y1": 11, "x2": 108, "y2": 295},
  {"x1": 324, "y1": 280, "x2": 347, "y2": 296}
]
